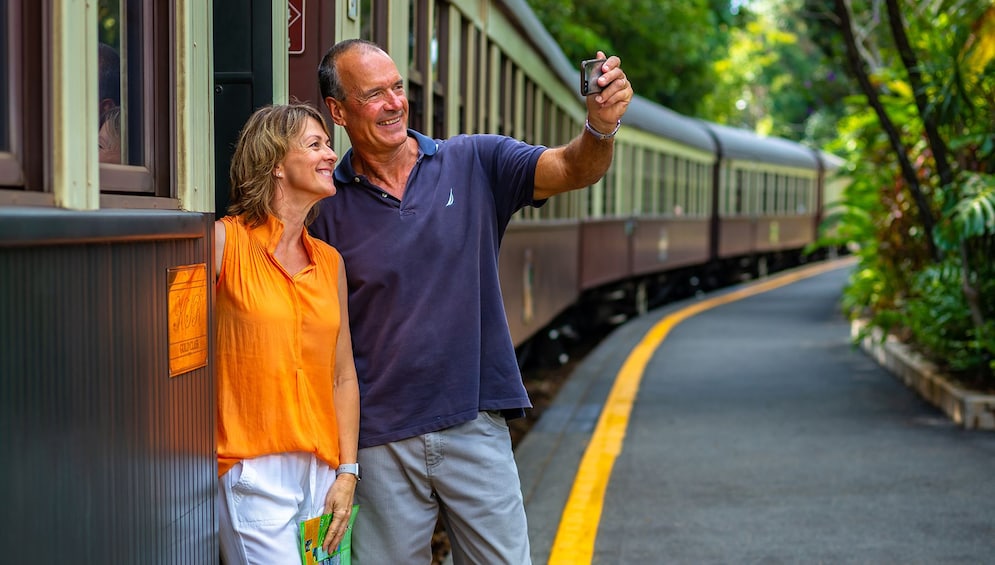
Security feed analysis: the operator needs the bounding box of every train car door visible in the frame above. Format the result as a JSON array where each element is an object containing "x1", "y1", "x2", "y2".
[
  {"x1": 213, "y1": 0, "x2": 274, "y2": 218},
  {"x1": 287, "y1": 0, "x2": 337, "y2": 113}
]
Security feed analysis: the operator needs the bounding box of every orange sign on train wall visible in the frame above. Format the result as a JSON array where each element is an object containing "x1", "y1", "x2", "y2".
[
  {"x1": 289, "y1": 0, "x2": 305, "y2": 54},
  {"x1": 167, "y1": 264, "x2": 208, "y2": 377}
]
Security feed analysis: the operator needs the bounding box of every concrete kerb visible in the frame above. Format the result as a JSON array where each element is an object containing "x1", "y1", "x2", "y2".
[{"x1": 853, "y1": 319, "x2": 995, "y2": 430}]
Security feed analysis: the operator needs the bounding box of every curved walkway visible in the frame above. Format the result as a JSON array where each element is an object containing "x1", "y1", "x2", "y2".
[{"x1": 516, "y1": 259, "x2": 995, "y2": 564}]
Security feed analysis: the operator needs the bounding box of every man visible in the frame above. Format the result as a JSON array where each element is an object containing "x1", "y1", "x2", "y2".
[{"x1": 311, "y1": 39, "x2": 632, "y2": 564}]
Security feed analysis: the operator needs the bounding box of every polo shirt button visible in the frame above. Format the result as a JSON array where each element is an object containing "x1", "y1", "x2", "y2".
[
  {"x1": 353, "y1": 176, "x2": 360, "y2": 183},
  {"x1": 381, "y1": 193, "x2": 388, "y2": 198}
]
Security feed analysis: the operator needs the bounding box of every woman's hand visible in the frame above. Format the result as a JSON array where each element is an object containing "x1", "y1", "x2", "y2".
[{"x1": 321, "y1": 474, "x2": 358, "y2": 553}]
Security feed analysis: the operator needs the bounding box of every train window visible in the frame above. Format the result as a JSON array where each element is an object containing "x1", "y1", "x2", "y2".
[
  {"x1": 408, "y1": 0, "x2": 427, "y2": 134},
  {"x1": 688, "y1": 161, "x2": 698, "y2": 216},
  {"x1": 674, "y1": 157, "x2": 686, "y2": 216},
  {"x1": 752, "y1": 172, "x2": 760, "y2": 214},
  {"x1": 693, "y1": 161, "x2": 702, "y2": 216},
  {"x1": 458, "y1": 18, "x2": 473, "y2": 133},
  {"x1": 0, "y1": 1, "x2": 42, "y2": 195},
  {"x1": 691, "y1": 163, "x2": 698, "y2": 216},
  {"x1": 726, "y1": 165, "x2": 735, "y2": 215},
  {"x1": 361, "y1": 0, "x2": 373, "y2": 40},
  {"x1": 604, "y1": 156, "x2": 616, "y2": 216},
  {"x1": 696, "y1": 162, "x2": 703, "y2": 216},
  {"x1": 760, "y1": 172, "x2": 773, "y2": 216},
  {"x1": 800, "y1": 178, "x2": 808, "y2": 213},
  {"x1": 789, "y1": 176, "x2": 797, "y2": 214},
  {"x1": 456, "y1": 18, "x2": 473, "y2": 133},
  {"x1": 787, "y1": 177, "x2": 797, "y2": 214},
  {"x1": 523, "y1": 80, "x2": 535, "y2": 145},
  {"x1": 542, "y1": 98, "x2": 554, "y2": 144},
  {"x1": 0, "y1": 1, "x2": 7, "y2": 153},
  {"x1": 734, "y1": 170, "x2": 745, "y2": 215},
  {"x1": 776, "y1": 174, "x2": 784, "y2": 214},
  {"x1": 98, "y1": 1, "x2": 139, "y2": 169},
  {"x1": 642, "y1": 150, "x2": 657, "y2": 215},
  {"x1": 627, "y1": 147, "x2": 638, "y2": 214},
  {"x1": 360, "y1": 0, "x2": 389, "y2": 48},
  {"x1": 500, "y1": 55, "x2": 514, "y2": 136},
  {"x1": 704, "y1": 163, "x2": 712, "y2": 217},
  {"x1": 431, "y1": 0, "x2": 449, "y2": 138},
  {"x1": 797, "y1": 177, "x2": 804, "y2": 214},
  {"x1": 659, "y1": 154, "x2": 670, "y2": 215},
  {"x1": 476, "y1": 36, "x2": 488, "y2": 133},
  {"x1": 97, "y1": 0, "x2": 171, "y2": 199}
]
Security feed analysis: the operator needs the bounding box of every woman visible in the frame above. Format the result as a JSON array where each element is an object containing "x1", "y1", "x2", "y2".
[{"x1": 214, "y1": 103, "x2": 360, "y2": 564}]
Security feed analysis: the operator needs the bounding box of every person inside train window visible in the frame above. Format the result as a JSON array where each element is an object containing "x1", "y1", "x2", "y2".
[
  {"x1": 97, "y1": 41, "x2": 124, "y2": 165},
  {"x1": 98, "y1": 106, "x2": 121, "y2": 164},
  {"x1": 312, "y1": 39, "x2": 633, "y2": 564},
  {"x1": 213, "y1": 103, "x2": 361, "y2": 564},
  {"x1": 98, "y1": 42, "x2": 120, "y2": 123}
]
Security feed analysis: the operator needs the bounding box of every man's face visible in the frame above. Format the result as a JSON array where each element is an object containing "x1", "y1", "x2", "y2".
[{"x1": 330, "y1": 48, "x2": 409, "y2": 155}]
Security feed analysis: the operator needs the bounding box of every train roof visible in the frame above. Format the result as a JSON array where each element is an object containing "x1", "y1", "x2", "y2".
[
  {"x1": 625, "y1": 98, "x2": 716, "y2": 153},
  {"x1": 700, "y1": 121, "x2": 820, "y2": 170},
  {"x1": 815, "y1": 150, "x2": 846, "y2": 172}
]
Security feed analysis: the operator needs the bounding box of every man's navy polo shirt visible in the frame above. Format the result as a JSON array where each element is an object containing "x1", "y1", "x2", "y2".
[{"x1": 310, "y1": 130, "x2": 547, "y2": 449}]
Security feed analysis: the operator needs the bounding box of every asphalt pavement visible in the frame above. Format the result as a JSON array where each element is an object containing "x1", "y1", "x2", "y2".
[{"x1": 516, "y1": 262, "x2": 995, "y2": 564}]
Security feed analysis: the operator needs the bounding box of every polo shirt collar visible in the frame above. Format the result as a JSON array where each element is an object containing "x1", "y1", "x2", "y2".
[{"x1": 333, "y1": 129, "x2": 438, "y2": 185}]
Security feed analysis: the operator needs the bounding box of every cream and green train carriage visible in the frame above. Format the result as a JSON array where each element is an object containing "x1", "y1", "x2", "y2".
[{"x1": 0, "y1": 1, "x2": 841, "y2": 562}]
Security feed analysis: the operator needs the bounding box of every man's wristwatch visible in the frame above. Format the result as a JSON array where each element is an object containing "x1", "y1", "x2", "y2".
[
  {"x1": 585, "y1": 118, "x2": 622, "y2": 141},
  {"x1": 336, "y1": 463, "x2": 360, "y2": 480}
]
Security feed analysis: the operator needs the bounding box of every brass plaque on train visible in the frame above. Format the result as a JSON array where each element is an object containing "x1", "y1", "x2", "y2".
[{"x1": 167, "y1": 264, "x2": 208, "y2": 377}]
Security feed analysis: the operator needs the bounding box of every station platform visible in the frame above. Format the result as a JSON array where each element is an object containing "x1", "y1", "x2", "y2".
[{"x1": 516, "y1": 259, "x2": 995, "y2": 564}]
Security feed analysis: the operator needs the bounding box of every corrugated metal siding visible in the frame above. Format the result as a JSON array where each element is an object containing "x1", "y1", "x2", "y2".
[{"x1": 0, "y1": 211, "x2": 216, "y2": 564}]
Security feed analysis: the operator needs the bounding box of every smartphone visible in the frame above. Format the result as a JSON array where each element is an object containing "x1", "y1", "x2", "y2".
[{"x1": 581, "y1": 58, "x2": 607, "y2": 96}]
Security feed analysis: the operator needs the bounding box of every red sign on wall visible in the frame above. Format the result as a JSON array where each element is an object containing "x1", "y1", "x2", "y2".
[{"x1": 289, "y1": 0, "x2": 305, "y2": 55}]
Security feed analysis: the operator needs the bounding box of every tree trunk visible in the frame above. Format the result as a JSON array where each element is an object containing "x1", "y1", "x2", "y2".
[{"x1": 832, "y1": 0, "x2": 941, "y2": 262}]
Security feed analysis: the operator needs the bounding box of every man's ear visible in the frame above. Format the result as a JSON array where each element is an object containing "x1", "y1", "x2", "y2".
[
  {"x1": 99, "y1": 98, "x2": 117, "y2": 120},
  {"x1": 325, "y1": 97, "x2": 346, "y2": 127}
]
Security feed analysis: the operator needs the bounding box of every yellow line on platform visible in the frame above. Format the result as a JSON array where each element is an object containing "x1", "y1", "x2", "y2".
[{"x1": 547, "y1": 257, "x2": 855, "y2": 564}]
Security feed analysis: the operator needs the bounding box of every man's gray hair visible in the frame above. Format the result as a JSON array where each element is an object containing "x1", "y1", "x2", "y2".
[{"x1": 318, "y1": 39, "x2": 388, "y2": 101}]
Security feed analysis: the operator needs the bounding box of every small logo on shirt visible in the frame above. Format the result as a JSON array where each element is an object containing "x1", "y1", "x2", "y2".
[{"x1": 446, "y1": 188, "x2": 455, "y2": 207}]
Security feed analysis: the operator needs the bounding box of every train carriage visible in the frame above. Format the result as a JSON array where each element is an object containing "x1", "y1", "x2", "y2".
[{"x1": 0, "y1": 1, "x2": 842, "y2": 562}]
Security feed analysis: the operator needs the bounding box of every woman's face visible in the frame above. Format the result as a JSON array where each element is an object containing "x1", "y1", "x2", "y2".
[{"x1": 274, "y1": 117, "x2": 339, "y2": 203}]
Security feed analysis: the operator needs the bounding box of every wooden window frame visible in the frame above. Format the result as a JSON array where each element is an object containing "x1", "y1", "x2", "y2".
[
  {"x1": 0, "y1": 1, "x2": 173, "y2": 207},
  {"x1": 0, "y1": 0, "x2": 44, "y2": 202},
  {"x1": 100, "y1": 0, "x2": 172, "y2": 200}
]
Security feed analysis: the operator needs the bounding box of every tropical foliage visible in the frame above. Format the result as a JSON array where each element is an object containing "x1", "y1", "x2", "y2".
[
  {"x1": 526, "y1": 0, "x2": 736, "y2": 115},
  {"x1": 811, "y1": 0, "x2": 995, "y2": 387}
]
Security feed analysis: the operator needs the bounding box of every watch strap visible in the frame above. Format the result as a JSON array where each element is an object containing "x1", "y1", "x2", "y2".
[{"x1": 336, "y1": 463, "x2": 360, "y2": 480}]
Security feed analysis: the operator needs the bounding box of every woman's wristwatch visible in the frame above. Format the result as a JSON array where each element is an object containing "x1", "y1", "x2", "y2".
[{"x1": 336, "y1": 463, "x2": 360, "y2": 480}]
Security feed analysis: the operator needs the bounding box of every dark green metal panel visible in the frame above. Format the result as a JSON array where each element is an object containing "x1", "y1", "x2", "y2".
[{"x1": 213, "y1": 0, "x2": 273, "y2": 219}]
